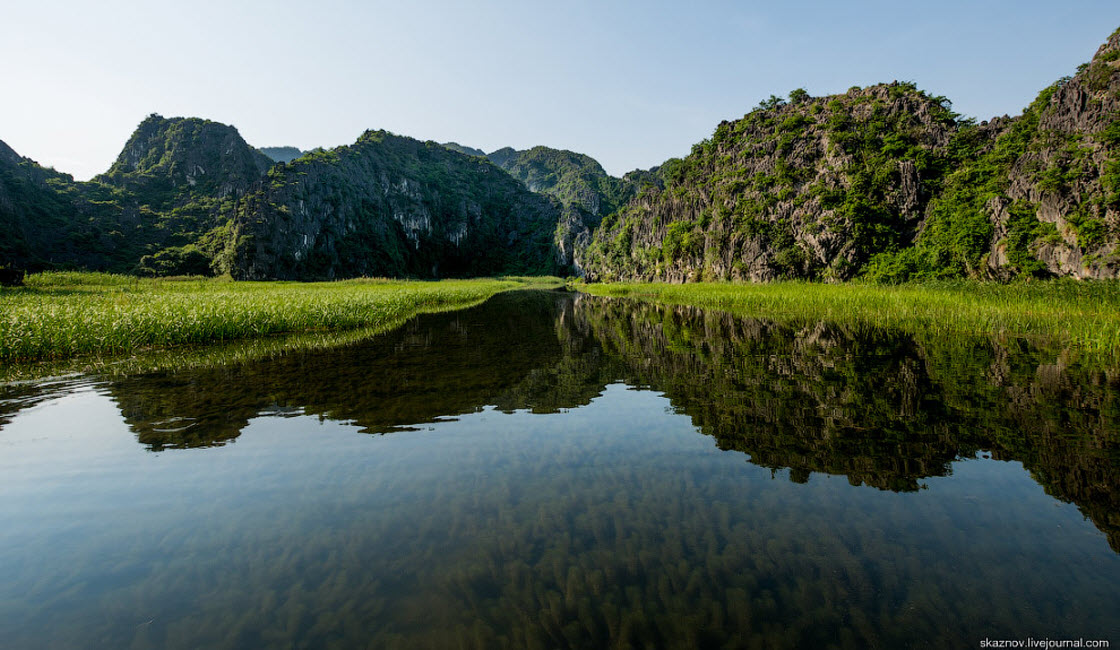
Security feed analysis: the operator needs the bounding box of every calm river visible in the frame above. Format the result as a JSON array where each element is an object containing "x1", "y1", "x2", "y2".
[{"x1": 1, "y1": 290, "x2": 1117, "y2": 648}]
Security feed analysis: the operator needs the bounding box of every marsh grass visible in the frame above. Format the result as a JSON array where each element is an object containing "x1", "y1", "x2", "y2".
[
  {"x1": 578, "y1": 279, "x2": 1120, "y2": 361},
  {"x1": 1, "y1": 273, "x2": 560, "y2": 366}
]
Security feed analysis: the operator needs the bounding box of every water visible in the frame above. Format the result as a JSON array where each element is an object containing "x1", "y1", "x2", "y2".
[{"x1": 1, "y1": 290, "x2": 1117, "y2": 649}]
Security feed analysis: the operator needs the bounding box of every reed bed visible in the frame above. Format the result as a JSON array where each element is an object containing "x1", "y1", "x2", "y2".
[
  {"x1": 1, "y1": 273, "x2": 556, "y2": 363},
  {"x1": 579, "y1": 279, "x2": 1120, "y2": 359}
]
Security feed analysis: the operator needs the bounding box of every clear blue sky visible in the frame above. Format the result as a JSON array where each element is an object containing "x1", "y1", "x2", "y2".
[{"x1": 3, "y1": 0, "x2": 1119, "y2": 180}]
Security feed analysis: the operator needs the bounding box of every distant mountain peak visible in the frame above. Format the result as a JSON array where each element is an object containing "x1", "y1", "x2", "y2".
[
  {"x1": 258, "y1": 146, "x2": 306, "y2": 164},
  {"x1": 441, "y1": 142, "x2": 486, "y2": 158}
]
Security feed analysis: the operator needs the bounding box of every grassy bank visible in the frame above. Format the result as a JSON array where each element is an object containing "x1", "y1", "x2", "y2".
[
  {"x1": 578, "y1": 280, "x2": 1120, "y2": 359},
  {"x1": 1, "y1": 272, "x2": 559, "y2": 365}
]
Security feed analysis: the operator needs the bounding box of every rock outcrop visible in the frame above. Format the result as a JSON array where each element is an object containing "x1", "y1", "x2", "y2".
[
  {"x1": 442, "y1": 144, "x2": 662, "y2": 275},
  {"x1": 582, "y1": 83, "x2": 961, "y2": 282},
  {"x1": 989, "y1": 28, "x2": 1120, "y2": 278},
  {"x1": 581, "y1": 27, "x2": 1120, "y2": 283},
  {"x1": 96, "y1": 114, "x2": 273, "y2": 205},
  {"x1": 218, "y1": 131, "x2": 565, "y2": 280}
]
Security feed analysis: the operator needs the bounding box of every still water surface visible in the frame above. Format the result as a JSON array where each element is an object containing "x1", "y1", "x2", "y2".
[{"x1": 1, "y1": 290, "x2": 1118, "y2": 648}]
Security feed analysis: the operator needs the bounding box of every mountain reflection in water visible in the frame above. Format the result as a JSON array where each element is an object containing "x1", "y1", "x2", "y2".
[
  {"x1": 0, "y1": 290, "x2": 1117, "y2": 649},
  {"x1": 85, "y1": 290, "x2": 1120, "y2": 551}
]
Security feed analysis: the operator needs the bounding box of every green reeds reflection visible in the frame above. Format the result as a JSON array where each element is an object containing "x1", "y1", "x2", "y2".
[{"x1": 0, "y1": 272, "x2": 560, "y2": 365}]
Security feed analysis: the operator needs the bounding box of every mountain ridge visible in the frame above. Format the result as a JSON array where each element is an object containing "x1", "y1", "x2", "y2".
[
  {"x1": 216, "y1": 130, "x2": 567, "y2": 280},
  {"x1": 581, "y1": 27, "x2": 1120, "y2": 282},
  {"x1": 3, "y1": 26, "x2": 1119, "y2": 282}
]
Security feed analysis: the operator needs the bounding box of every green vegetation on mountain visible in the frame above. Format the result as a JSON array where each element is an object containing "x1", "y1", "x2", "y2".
[
  {"x1": 1, "y1": 140, "x2": 90, "y2": 270},
  {"x1": 218, "y1": 131, "x2": 567, "y2": 279},
  {"x1": 486, "y1": 146, "x2": 639, "y2": 217},
  {"x1": 866, "y1": 29, "x2": 1120, "y2": 281},
  {"x1": 4, "y1": 27, "x2": 1120, "y2": 283},
  {"x1": 583, "y1": 83, "x2": 961, "y2": 282},
  {"x1": 97, "y1": 115, "x2": 273, "y2": 204},
  {"x1": 479, "y1": 145, "x2": 662, "y2": 274},
  {"x1": 93, "y1": 115, "x2": 275, "y2": 276},
  {"x1": 1, "y1": 115, "x2": 274, "y2": 276},
  {"x1": 583, "y1": 28, "x2": 1120, "y2": 283}
]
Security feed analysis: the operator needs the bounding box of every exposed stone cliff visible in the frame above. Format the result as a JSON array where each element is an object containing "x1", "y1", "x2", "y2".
[
  {"x1": 582, "y1": 83, "x2": 961, "y2": 282},
  {"x1": 96, "y1": 114, "x2": 273, "y2": 207},
  {"x1": 476, "y1": 145, "x2": 660, "y2": 275},
  {"x1": 6, "y1": 27, "x2": 1120, "y2": 282},
  {"x1": 987, "y1": 28, "x2": 1120, "y2": 278},
  {"x1": 581, "y1": 28, "x2": 1120, "y2": 282},
  {"x1": 218, "y1": 131, "x2": 565, "y2": 280},
  {"x1": 83, "y1": 115, "x2": 278, "y2": 275}
]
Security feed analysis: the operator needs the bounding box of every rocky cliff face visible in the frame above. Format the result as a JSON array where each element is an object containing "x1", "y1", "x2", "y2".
[
  {"x1": 582, "y1": 28, "x2": 1120, "y2": 283},
  {"x1": 218, "y1": 131, "x2": 565, "y2": 280},
  {"x1": 477, "y1": 145, "x2": 659, "y2": 275},
  {"x1": 96, "y1": 115, "x2": 273, "y2": 206},
  {"x1": 80, "y1": 115, "x2": 279, "y2": 276},
  {"x1": 988, "y1": 29, "x2": 1120, "y2": 278},
  {"x1": 7, "y1": 27, "x2": 1119, "y2": 282},
  {"x1": 582, "y1": 83, "x2": 960, "y2": 282}
]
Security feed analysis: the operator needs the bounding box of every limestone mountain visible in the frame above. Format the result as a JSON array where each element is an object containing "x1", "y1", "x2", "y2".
[
  {"x1": 0, "y1": 137, "x2": 170, "y2": 273},
  {"x1": 1, "y1": 115, "x2": 279, "y2": 275},
  {"x1": 88, "y1": 115, "x2": 276, "y2": 275},
  {"x1": 7, "y1": 26, "x2": 1120, "y2": 283},
  {"x1": 582, "y1": 83, "x2": 963, "y2": 282},
  {"x1": 216, "y1": 130, "x2": 566, "y2": 280},
  {"x1": 96, "y1": 115, "x2": 273, "y2": 208},
  {"x1": 474, "y1": 145, "x2": 661, "y2": 275},
  {"x1": 259, "y1": 146, "x2": 306, "y2": 164},
  {"x1": 485, "y1": 146, "x2": 639, "y2": 217},
  {"x1": 977, "y1": 28, "x2": 1120, "y2": 279},
  {"x1": 863, "y1": 27, "x2": 1120, "y2": 281},
  {"x1": 582, "y1": 27, "x2": 1120, "y2": 283}
]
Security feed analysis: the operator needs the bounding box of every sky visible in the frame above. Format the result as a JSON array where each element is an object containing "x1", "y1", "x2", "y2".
[{"x1": 2, "y1": 0, "x2": 1119, "y2": 181}]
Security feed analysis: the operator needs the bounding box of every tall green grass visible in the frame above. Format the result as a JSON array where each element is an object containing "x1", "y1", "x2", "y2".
[
  {"x1": 1, "y1": 273, "x2": 559, "y2": 364},
  {"x1": 578, "y1": 280, "x2": 1120, "y2": 360}
]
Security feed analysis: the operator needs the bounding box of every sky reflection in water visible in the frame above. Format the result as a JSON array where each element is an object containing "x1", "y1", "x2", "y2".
[{"x1": 0, "y1": 291, "x2": 1117, "y2": 649}]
